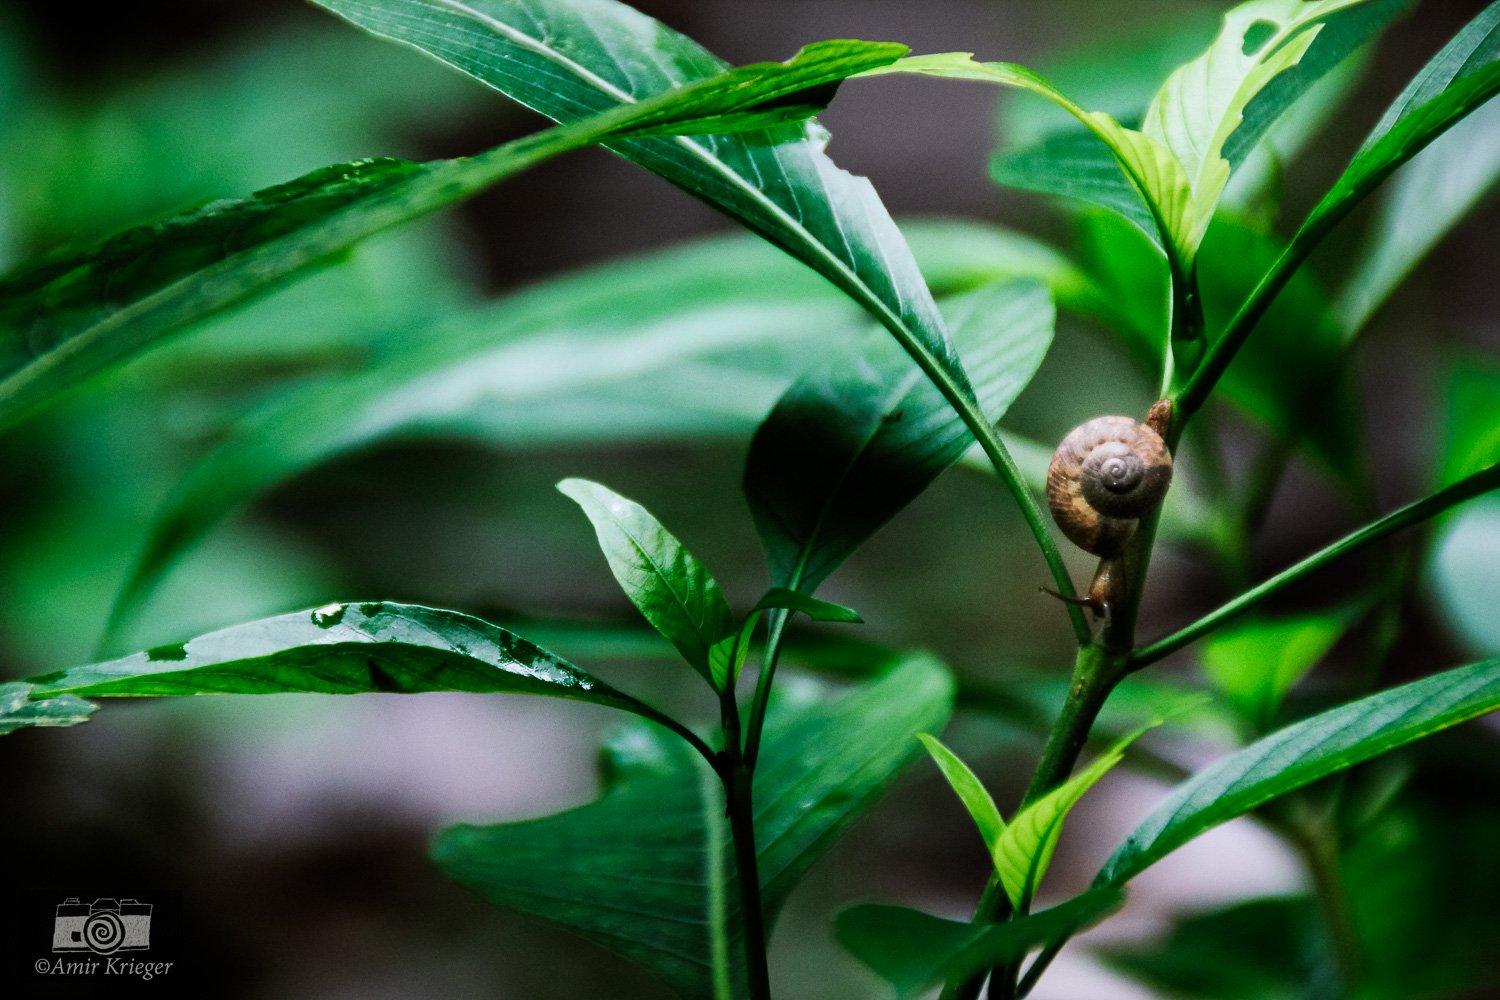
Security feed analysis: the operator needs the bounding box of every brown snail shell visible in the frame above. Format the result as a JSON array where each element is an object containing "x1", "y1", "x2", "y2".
[{"x1": 1046, "y1": 415, "x2": 1172, "y2": 557}]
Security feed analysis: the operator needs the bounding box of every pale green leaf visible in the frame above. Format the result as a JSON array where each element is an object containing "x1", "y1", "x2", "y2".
[
  {"x1": 918, "y1": 733, "x2": 1004, "y2": 854},
  {"x1": 1202, "y1": 612, "x2": 1348, "y2": 729},
  {"x1": 995, "y1": 726, "x2": 1152, "y2": 910},
  {"x1": 1098, "y1": 656, "x2": 1500, "y2": 886},
  {"x1": 0, "y1": 681, "x2": 95, "y2": 736},
  {"x1": 558, "y1": 478, "x2": 734, "y2": 686},
  {"x1": 1142, "y1": 0, "x2": 1382, "y2": 248}
]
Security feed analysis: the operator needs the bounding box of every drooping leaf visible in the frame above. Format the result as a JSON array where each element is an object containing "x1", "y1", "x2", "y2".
[
  {"x1": 835, "y1": 889, "x2": 1126, "y2": 1000},
  {"x1": 1335, "y1": 95, "x2": 1500, "y2": 335},
  {"x1": 1143, "y1": 0, "x2": 1393, "y2": 238},
  {"x1": 558, "y1": 478, "x2": 734, "y2": 686},
  {"x1": 0, "y1": 681, "x2": 95, "y2": 736},
  {"x1": 1201, "y1": 612, "x2": 1349, "y2": 730},
  {"x1": 992, "y1": 132, "x2": 1161, "y2": 247},
  {"x1": 25, "y1": 601, "x2": 670, "y2": 723},
  {"x1": 870, "y1": 53, "x2": 1194, "y2": 261},
  {"x1": 315, "y1": 0, "x2": 977, "y2": 435},
  {"x1": 1097, "y1": 656, "x2": 1500, "y2": 886},
  {"x1": 746, "y1": 279, "x2": 1054, "y2": 591},
  {"x1": 0, "y1": 36, "x2": 906, "y2": 428},
  {"x1": 433, "y1": 656, "x2": 955, "y2": 1000},
  {"x1": 918, "y1": 733, "x2": 1004, "y2": 854},
  {"x1": 753, "y1": 588, "x2": 863, "y2": 624},
  {"x1": 995, "y1": 726, "x2": 1151, "y2": 910}
]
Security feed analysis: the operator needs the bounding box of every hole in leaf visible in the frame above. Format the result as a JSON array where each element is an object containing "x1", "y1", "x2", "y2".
[{"x1": 1242, "y1": 19, "x2": 1278, "y2": 54}]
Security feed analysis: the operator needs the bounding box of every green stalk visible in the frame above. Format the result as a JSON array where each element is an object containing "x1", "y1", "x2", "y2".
[
  {"x1": 718, "y1": 659, "x2": 773, "y2": 1000},
  {"x1": 1130, "y1": 462, "x2": 1500, "y2": 670}
]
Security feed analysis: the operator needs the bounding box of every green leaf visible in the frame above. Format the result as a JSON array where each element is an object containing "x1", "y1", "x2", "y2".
[
  {"x1": 992, "y1": 132, "x2": 1162, "y2": 248},
  {"x1": 753, "y1": 588, "x2": 863, "y2": 624},
  {"x1": 315, "y1": 0, "x2": 976, "y2": 435},
  {"x1": 1201, "y1": 612, "x2": 1348, "y2": 730},
  {"x1": 0, "y1": 35, "x2": 905, "y2": 428},
  {"x1": 1097, "y1": 656, "x2": 1500, "y2": 886},
  {"x1": 835, "y1": 889, "x2": 1126, "y2": 1000},
  {"x1": 0, "y1": 681, "x2": 95, "y2": 736},
  {"x1": 918, "y1": 733, "x2": 1004, "y2": 854},
  {"x1": 996, "y1": 726, "x2": 1151, "y2": 910},
  {"x1": 1143, "y1": 0, "x2": 1391, "y2": 239},
  {"x1": 746, "y1": 279, "x2": 1054, "y2": 590},
  {"x1": 872, "y1": 53, "x2": 1195, "y2": 261},
  {"x1": 26, "y1": 601, "x2": 665, "y2": 720},
  {"x1": 433, "y1": 656, "x2": 955, "y2": 1000},
  {"x1": 1335, "y1": 95, "x2": 1500, "y2": 334},
  {"x1": 1300, "y1": 3, "x2": 1500, "y2": 246},
  {"x1": 558, "y1": 479, "x2": 734, "y2": 686}
]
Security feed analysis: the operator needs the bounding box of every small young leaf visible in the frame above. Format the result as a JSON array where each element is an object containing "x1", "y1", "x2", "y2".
[
  {"x1": 1201, "y1": 612, "x2": 1348, "y2": 729},
  {"x1": 558, "y1": 479, "x2": 734, "y2": 686},
  {"x1": 1098, "y1": 656, "x2": 1500, "y2": 886},
  {"x1": 918, "y1": 733, "x2": 1005, "y2": 854},
  {"x1": 434, "y1": 656, "x2": 955, "y2": 1000},
  {"x1": 996, "y1": 725, "x2": 1154, "y2": 910},
  {"x1": 835, "y1": 889, "x2": 1126, "y2": 1000},
  {"x1": 0, "y1": 681, "x2": 95, "y2": 736},
  {"x1": 753, "y1": 588, "x2": 863, "y2": 624}
]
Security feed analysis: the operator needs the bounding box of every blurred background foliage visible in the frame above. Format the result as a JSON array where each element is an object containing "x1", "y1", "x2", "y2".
[{"x1": 1, "y1": 1, "x2": 1497, "y2": 997}]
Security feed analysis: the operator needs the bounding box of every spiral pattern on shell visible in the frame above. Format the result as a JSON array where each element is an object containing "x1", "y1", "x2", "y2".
[{"x1": 1046, "y1": 415, "x2": 1173, "y2": 557}]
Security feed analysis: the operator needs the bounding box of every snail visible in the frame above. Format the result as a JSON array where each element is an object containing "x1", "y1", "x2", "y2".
[{"x1": 1045, "y1": 401, "x2": 1173, "y2": 617}]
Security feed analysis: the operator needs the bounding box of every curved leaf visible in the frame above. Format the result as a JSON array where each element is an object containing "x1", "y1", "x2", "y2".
[
  {"x1": 918, "y1": 733, "x2": 1004, "y2": 854},
  {"x1": 315, "y1": 0, "x2": 976, "y2": 424},
  {"x1": 835, "y1": 890, "x2": 1125, "y2": 1000},
  {"x1": 559, "y1": 478, "x2": 733, "y2": 686},
  {"x1": 433, "y1": 655, "x2": 955, "y2": 1000},
  {"x1": 26, "y1": 601, "x2": 661, "y2": 720},
  {"x1": 0, "y1": 36, "x2": 903, "y2": 428},
  {"x1": 1098, "y1": 656, "x2": 1500, "y2": 886},
  {"x1": 745, "y1": 279, "x2": 1054, "y2": 591},
  {"x1": 753, "y1": 588, "x2": 862, "y2": 624},
  {"x1": 1142, "y1": 0, "x2": 1386, "y2": 236},
  {"x1": 869, "y1": 54, "x2": 1194, "y2": 261}
]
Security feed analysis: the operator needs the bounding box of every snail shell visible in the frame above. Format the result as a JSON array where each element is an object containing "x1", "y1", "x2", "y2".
[{"x1": 1046, "y1": 415, "x2": 1172, "y2": 557}]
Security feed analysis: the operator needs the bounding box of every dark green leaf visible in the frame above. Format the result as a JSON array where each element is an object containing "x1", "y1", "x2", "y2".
[
  {"x1": 992, "y1": 132, "x2": 1161, "y2": 248},
  {"x1": 0, "y1": 681, "x2": 95, "y2": 736},
  {"x1": 835, "y1": 889, "x2": 1125, "y2": 1000},
  {"x1": 753, "y1": 588, "x2": 863, "y2": 624},
  {"x1": 746, "y1": 280, "x2": 1053, "y2": 590},
  {"x1": 1098, "y1": 656, "x2": 1500, "y2": 886},
  {"x1": 558, "y1": 478, "x2": 734, "y2": 686},
  {"x1": 0, "y1": 35, "x2": 905, "y2": 428},
  {"x1": 433, "y1": 656, "x2": 955, "y2": 1000},
  {"x1": 315, "y1": 0, "x2": 976, "y2": 432},
  {"x1": 27, "y1": 601, "x2": 662, "y2": 721},
  {"x1": 1300, "y1": 3, "x2": 1500, "y2": 242}
]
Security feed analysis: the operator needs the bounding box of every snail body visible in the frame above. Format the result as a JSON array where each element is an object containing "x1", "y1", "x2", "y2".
[{"x1": 1046, "y1": 408, "x2": 1173, "y2": 616}]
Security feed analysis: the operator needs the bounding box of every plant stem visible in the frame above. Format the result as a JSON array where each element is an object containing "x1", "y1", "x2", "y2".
[
  {"x1": 725, "y1": 759, "x2": 773, "y2": 1000},
  {"x1": 1282, "y1": 808, "x2": 1363, "y2": 992},
  {"x1": 940, "y1": 644, "x2": 1125, "y2": 1000},
  {"x1": 1130, "y1": 461, "x2": 1500, "y2": 670},
  {"x1": 719, "y1": 666, "x2": 773, "y2": 1000}
]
